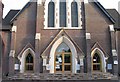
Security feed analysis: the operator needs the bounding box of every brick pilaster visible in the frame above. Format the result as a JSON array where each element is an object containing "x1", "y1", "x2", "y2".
[
  {"x1": 86, "y1": 33, "x2": 91, "y2": 73},
  {"x1": 9, "y1": 26, "x2": 17, "y2": 75},
  {"x1": 109, "y1": 25, "x2": 118, "y2": 75}
]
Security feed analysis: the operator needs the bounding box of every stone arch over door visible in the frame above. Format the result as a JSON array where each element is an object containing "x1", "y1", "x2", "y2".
[
  {"x1": 49, "y1": 36, "x2": 77, "y2": 73},
  {"x1": 18, "y1": 48, "x2": 35, "y2": 73},
  {"x1": 91, "y1": 48, "x2": 107, "y2": 72}
]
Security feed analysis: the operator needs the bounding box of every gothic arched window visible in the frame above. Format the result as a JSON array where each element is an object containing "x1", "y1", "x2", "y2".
[
  {"x1": 48, "y1": 1, "x2": 55, "y2": 27},
  {"x1": 92, "y1": 53, "x2": 101, "y2": 71},
  {"x1": 25, "y1": 53, "x2": 34, "y2": 71},
  {"x1": 71, "y1": 1, "x2": 78, "y2": 27},
  {"x1": 60, "y1": 0, "x2": 66, "y2": 27},
  {"x1": 55, "y1": 43, "x2": 71, "y2": 73}
]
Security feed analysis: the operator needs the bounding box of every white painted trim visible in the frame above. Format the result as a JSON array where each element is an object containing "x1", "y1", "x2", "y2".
[
  {"x1": 86, "y1": 33, "x2": 91, "y2": 39},
  {"x1": 43, "y1": 59, "x2": 47, "y2": 66},
  {"x1": 84, "y1": 0, "x2": 89, "y2": 3},
  {"x1": 44, "y1": 0, "x2": 82, "y2": 29},
  {"x1": 9, "y1": 50, "x2": 15, "y2": 57},
  {"x1": 49, "y1": 36, "x2": 77, "y2": 73},
  {"x1": 67, "y1": 0, "x2": 71, "y2": 27},
  {"x1": 42, "y1": 56, "x2": 47, "y2": 66},
  {"x1": 112, "y1": 49, "x2": 117, "y2": 56},
  {"x1": 18, "y1": 48, "x2": 35, "y2": 73},
  {"x1": 91, "y1": 48, "x2": 106, "y2": 72},
  {"x1": 12, "y1": 26, "x2": 17, "y2": 32},
  {"x1": 79, "y1": 56, "x2": 84, "y2": 66},
  {"x1": 55, "y1": 0, "x2": 59, "y2": 27},
  {"x1": 35, "y1": 33, "x2": 41, "y2": 40},
  {"x1": 37, "y1": 0, "x2": 42, "y2": 5},
  {"x1": 109, "y1": 25, "x2": 114, "y2": 32},
  {"x1": 44, "y1": 27, "x2": 82, "y2": 29}
]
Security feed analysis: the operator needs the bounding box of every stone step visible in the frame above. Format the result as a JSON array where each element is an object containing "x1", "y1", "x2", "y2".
[
  {"x1": 3, "y1": 79, "x2": 119, "y2": 82},
  {"x1": 7, "y1": 73, "x2": 118, "y2": 80}
]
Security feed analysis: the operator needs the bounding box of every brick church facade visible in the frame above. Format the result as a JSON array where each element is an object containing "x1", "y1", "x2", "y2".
[{"x1": 0, "y1": 0, "x2": 120, "y2": 82}]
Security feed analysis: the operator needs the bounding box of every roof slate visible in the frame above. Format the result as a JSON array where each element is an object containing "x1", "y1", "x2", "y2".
[
  {"x1": 94, "y1": 2, "x2": 115, "y2": 23},
  {"x1": 3, "y1": 10, "x2": 20, "y2": 25},
  {"x1": 106, "y1": 9, "x2": 120, "y2": 30},
  {"x1": 1, "y1": 0, "x2": 119, "y2": 30},
  {"x1": 10, "y1": 2, "x2": 32, "y2": 23},
  {"x1": 1, "y1": 10, "x2": 19, "y2": 30}
]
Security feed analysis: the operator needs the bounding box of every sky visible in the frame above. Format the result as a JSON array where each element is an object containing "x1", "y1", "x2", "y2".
[{"x1": 2, "y1": 0, "x2": 120, "y2": 18}]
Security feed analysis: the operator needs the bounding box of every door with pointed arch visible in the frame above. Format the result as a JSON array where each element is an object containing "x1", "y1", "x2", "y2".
[
  {"x1": 54, "y1": 42, "x2": 72, "y2": 73},
  {"x1": 25, "y1": 53, "x2": 34, "y2": 72},
  {"x1": 92, "y1": 53, "x2": 102, "y2": 72}
]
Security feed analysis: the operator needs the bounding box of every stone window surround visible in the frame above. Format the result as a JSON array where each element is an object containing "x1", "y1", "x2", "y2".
[
  {"x1": 18, "y1": 48, "x2": 35, "y2": 73},
  {"x1": 44, "y1": 0, "x2": 82, "y2": 29},
  {"x1": 17, "y1": 47, "x2": 107, "y2": 73},
  {"x1": 91, "y1": 48, "x2": 107, "y2": 73},
  {"x1": 49, "y1": 36, "x2": 78, "y2": 73}
]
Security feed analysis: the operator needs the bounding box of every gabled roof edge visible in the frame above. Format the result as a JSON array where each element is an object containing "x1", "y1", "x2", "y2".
[
  {"x1": 91, "y1": 42, "x2": 109, "y2": 58},
  {"x1": 10, "y1": 0, "x2": 38, "y2": 23},
  {"x1": 93, "y1": 0, "x2": 115, "y2": 23},
  {"x1": 10, "y1": 1, "x2": 32, "y2": 23}
]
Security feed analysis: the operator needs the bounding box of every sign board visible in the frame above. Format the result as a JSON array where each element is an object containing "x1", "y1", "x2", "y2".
[
  {"x1": 14, "y1": 64, "x2": 19, "y2": 70},
  {"x1": 107, "y1": 64, "x2": 112, "y2": 70},
  {"x1": 76, "y1": 64, "x2": 80, "y2": 70},
  {"x1": 114, "y1": 60, "x2": 118, "y2": 65}
]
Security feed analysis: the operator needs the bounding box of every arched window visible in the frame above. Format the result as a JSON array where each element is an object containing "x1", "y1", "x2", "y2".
[
  {"x1": 25, "y1": 53, "x2": 34, "y2": 72},
  {"x1": 55, "y1": 43, "x2": 71, "y2": 73},
  {"x1": 92, "y1": 53, "x2": 101, "y2": 71},
  {"x1": 71, "y1": 1, "x2": 78, "y2": 27},
  {"x1": 60, "y1": 0, "x2": 66, "y2": 27},
  {"x1": 48, "y1": 1, "x2": 55, "y2": 27}
]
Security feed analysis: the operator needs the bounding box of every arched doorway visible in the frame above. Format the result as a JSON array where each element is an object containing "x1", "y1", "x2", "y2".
[
  {"x1": 49, "y1": 36, "x2": 77, "y2": 73},
  {"x1": 18, "y1": 48, "x2": 35, "y2": 73},
  {"x1": 91, "y1": 48, "x2": 106, "y2": 72},
  {"x1": 55, "y1": 43, "x2": 72, "y2": 73},
  {"x1": 92, "y1": 53, "x2": 101, "y2": 72},
  {"x1": 25, "y1": 53, "x2": 34, "y2": 72}
]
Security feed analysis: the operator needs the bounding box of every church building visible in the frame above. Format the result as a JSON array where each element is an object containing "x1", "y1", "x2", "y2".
[{"x1": 0, "y1": 0, "x2": 120, "y2": 82}]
